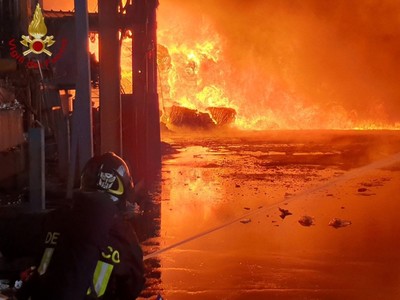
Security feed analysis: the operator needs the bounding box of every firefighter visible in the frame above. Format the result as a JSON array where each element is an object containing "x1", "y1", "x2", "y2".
[
  {"x1": 81, "y1": 152, "x2": 145, "y2": 300},
  {"x1": 14, "y1": 152, "x2": 145, "y2": 300}
]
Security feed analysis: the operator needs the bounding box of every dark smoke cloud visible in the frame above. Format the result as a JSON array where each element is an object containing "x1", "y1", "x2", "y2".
[{"x1": 159, "y1": 0, "x2": 400, "y2": 126}]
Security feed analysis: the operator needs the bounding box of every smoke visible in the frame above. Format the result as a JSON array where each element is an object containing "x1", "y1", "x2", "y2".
[
  {"x1": 159, "y1": 0, "x2": 400, "y2": 127},
  {"x1": 43, "y1": 0, "x2": 400, "y2": 128}
]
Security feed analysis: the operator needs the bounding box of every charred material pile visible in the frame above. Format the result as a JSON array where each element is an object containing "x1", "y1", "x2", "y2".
[
  {"x1": 164, "y1": 105, "x2": 236, "y2": 130},
  {"x1": 207, "y1": 106, "x2": 236, "y2": 126}
]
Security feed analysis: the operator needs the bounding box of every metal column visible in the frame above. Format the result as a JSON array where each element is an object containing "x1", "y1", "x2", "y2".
[
  {"x1": 99, "y1": 0, "x2": 122, "y2": 155},
  {"x1": 29, "y1": 127, "x2": 45, "y2": 211},
  {"x1": 129, "y1": 0, "x2": 161, "y2": 185},
  {"x1": 67, "y1": 0, "x2": 93, "y2": 197},
  {"x1": 146, "y1": 0, "x2": 161, "y2": 176}
]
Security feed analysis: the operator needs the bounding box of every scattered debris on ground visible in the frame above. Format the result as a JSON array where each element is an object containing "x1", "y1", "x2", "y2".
[
  {"x1": 298, "y1": 215, "x2": 315, "y2": 227},
  {"x1": 328, "y1": 218, "x2": 352, "y2": 229},
  {"x1": 278, "y1": 207, "x2": 292, "y2": 219},
  {"x1": 240, "y1": 218, "x2": 251, "y2": 224}
]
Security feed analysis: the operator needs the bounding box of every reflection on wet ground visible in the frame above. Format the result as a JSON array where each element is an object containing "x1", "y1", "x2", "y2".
[{"x1": 137, "y1": 130, "x2": 400, "y2": 299}]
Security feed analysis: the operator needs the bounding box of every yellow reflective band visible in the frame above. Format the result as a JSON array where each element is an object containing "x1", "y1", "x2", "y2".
[
  {"x1": 38, "y1": 247, "x2": 54, "y2": 275},
  {"x1": 108, "y1": 176, "x2": 124, "y2": 196},
  {"x1": 88, "y1": 260, "x2": 114, "y2": 297}
]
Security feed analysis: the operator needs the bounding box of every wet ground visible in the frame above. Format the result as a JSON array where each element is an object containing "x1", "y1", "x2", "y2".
[{"x1": 137, "y1": 130, "x2": 400, "y2": 300}]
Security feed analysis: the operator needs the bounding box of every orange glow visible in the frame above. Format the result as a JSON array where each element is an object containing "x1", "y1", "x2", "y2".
[
  {"x1": 43, "y1": 0, "x2": 400, "y2": 130},
  {"x1": 155, "y1": 1, "x2": 400, "y2": 130}
]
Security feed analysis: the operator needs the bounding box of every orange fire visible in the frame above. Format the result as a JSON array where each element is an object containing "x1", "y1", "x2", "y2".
[
  {"x1": 46, "y1": 0, "x2": 400, "y2": 131},
  {"x1": 152, "y1": 2, "x2": 399, "y2": 130},
  {"x1": 93, "y1": 30, "x2": 400, "y2": 130},
  {"x1": 154, "y1": 0, "x2": 400, "y2": 130}
]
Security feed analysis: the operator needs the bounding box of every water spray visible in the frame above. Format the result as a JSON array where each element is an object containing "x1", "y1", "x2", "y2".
[{"x1": 143, "y1": 151, "x2": 400, "y2": 261}]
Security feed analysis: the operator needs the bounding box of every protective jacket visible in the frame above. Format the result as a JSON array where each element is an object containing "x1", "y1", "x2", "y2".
[
  {"x1": 86, "y1": 215, "x2": 145, "y2": 300},
  {"x1": 1, "y1": 191, "x2": 145, "y2": 300}
]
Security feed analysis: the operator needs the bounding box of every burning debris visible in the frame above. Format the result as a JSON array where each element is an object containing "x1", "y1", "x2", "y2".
[
  {"x1": 164, "y1": 105, "x2": 236, "y2": 130},
  {"x1": 298, "y1": 216, "x2": 315, "y2": 227},
  {"x1": 328, "y1": 218, "x2": 352, "y2": 229},
  {"x1": 278, "y1": 207, "x2": 292, "y2": 219},
  {"x1": 167, "y1": 105, "x2": 214, "y2": 129},
  {"x1": 206, "y1": 107, "x2": 236, "y2": 126}
]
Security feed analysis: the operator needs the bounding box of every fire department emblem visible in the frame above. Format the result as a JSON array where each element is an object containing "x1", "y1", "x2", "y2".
[{"x1": 20, "y1": 4, "x2": 55, "y2": 56}]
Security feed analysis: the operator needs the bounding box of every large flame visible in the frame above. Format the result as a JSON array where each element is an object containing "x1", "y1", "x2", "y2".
[
  {"x1": 153, "y1": 1, "x2": 400, "y2": 130},
  {"x1": 44, "y1": 0, "x2": 400, "y2": 130}
]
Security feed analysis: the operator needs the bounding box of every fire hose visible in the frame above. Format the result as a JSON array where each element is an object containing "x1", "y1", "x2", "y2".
[{"x1": 143, "y1": 151, "x2": 400, "y2": 261}]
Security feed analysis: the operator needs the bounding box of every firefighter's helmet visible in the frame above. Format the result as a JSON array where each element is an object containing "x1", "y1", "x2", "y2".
[{"x1": 80, "y1": 152, "x2": 134, "y2": 204}]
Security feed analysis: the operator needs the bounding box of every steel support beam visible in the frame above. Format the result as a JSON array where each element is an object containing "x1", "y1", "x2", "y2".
[
  {"x1": 99, "y1": 0, "x2": 122, "y2": 155},
  {"x1": 67, "y1": 0, "x2": 93, "y2": 198},
  {"x1": 29, "y1": 127, "x2": 45, "y2": 211},
  {"x1": 128, "y1": 0, "x2": 161, "y2": 185},
  {"x1": 146, "y1": 0, "x2": 161, "y2": 176}
]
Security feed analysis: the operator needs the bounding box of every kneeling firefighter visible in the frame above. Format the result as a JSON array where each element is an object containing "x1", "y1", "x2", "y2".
[{"x1": 17, "y1": 152, "x2": 145, "y2": 300}]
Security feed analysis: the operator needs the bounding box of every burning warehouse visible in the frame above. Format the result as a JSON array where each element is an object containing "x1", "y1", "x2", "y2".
[{"x1": 1, "y1": 0, "x2": 400, "y2": 299}]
